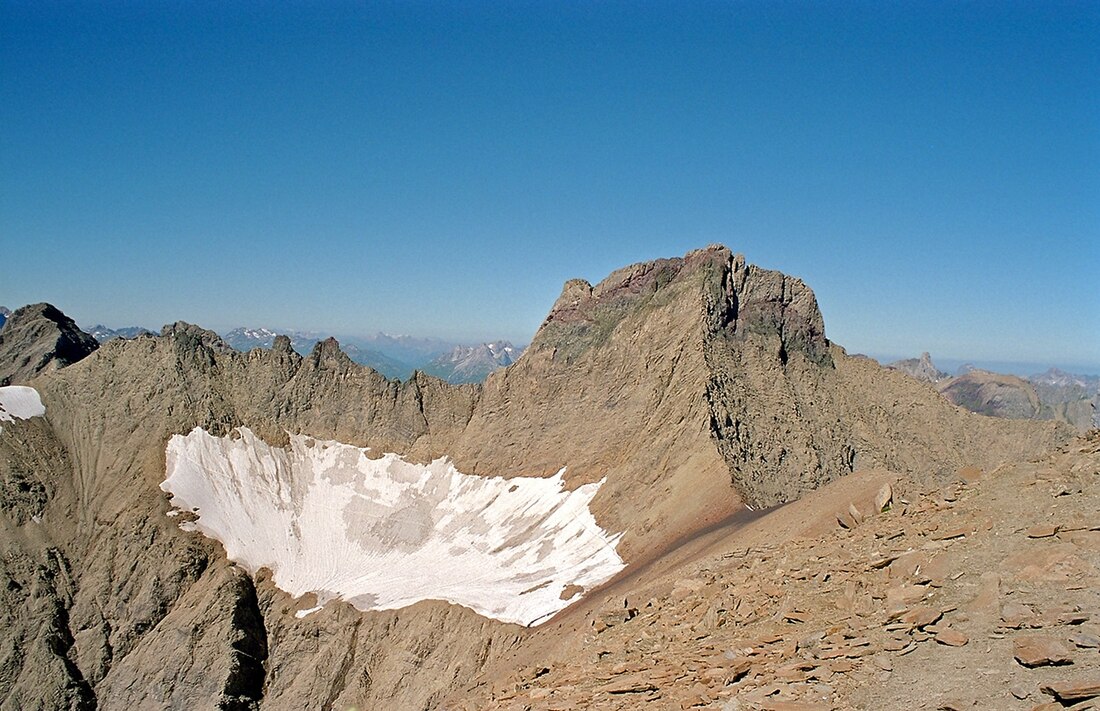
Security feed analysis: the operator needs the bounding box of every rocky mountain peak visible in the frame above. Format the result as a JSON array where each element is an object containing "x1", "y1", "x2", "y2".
[
  {"x1": 160, "y1": 321, "x2": 234, "y2": 355},
  {"x1": 887, "y1": 352, "x2": 950, "y2": 383},
  {"x1": 309, "y1": 336, "x2": 355, "y2": 369},
  {"x1": 0, "y1": 302, "x2": 99, "y2": 385},
  {"x1": 534, "y1": 244, "x2": 831, "y2": 367}
]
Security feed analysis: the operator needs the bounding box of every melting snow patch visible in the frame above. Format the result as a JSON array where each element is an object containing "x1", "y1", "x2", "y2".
[
  {"x1": 294, "y1": 605, "x2": 324, "y2": 619},
  {"x1": 0, "y1": 386, "x2": 46, "y2": 434},
  {"x1": 162, "y1": 427, "x2": 625, "y2": 626}
]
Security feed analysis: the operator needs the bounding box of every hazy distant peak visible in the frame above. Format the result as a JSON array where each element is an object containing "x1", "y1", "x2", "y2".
[
  {"x1": 87, "y1": 324, "x2": 154, "y2": 343},
  {"x1": 886, "y1": 352, "x2": 949, "y2": 383},
  {"x1": 422, "y1": 340, "x2": 525, "y2": 384}
]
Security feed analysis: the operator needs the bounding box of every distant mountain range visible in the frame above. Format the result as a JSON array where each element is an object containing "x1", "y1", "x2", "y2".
[
  {"x1": 421, "y1": 341, "x2": 522, "y2": 384},
  {"x1": 44, "y1": 319, "x2": 522, "y2": 383},
  {"x1": 87, "y1": 324, "x2": 155, "y2": 342},
  {"x1": 220, "y1": 326, "x2": 523, "y2": 383},
  {"x1": 888, "y1": 353, "x2": 1099, "y2": 430}
]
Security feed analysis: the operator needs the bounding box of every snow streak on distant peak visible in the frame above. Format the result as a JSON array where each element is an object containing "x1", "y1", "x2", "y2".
[{"x1": 161, "y1": 427, "x2": 625, "y2": 626}]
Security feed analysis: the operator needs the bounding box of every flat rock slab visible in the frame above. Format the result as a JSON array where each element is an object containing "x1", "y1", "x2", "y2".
[
  {"x1": 1069, "y1": 631, "x2": 1100, "y2": 649},
  {"x1": 1040, "y1": 680, "x2": 1100, "y2": 703},
  {"x1": 1027, "y1": 524, "x2": 1059, "y2": 538},
  {"x1": 901, "y1": 605, "x2": 943, "y2": 628},
  {"x1": 1014, "y1": 635, "x2": 1075, "y2": 667},
  {"x1": 934, "y1": 628, "x2": 969, "y2": 647},
  {"x1": 601, "y1": 674, "x2": 659, "y2": 695}
]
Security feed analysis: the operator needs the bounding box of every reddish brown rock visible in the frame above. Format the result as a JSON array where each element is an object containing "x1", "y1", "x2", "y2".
[
  {"x1": 901, "y1": 605, "x2": 943, "y2": 628},
  {"x1": 934, "y1": 628, "x2": 969, "y2": 647},
  {"x1": 1013, "y1": 635, "x2": 1074, "y2": 667},
  {"x1": 1001, "y1": 601, "x2": 1035, "y2": 629},
  {"x1": 1039, "y1": 680, "x2": 1100, "y2": 703},
  {"x1": 1027, "y1": 524, "x2": 1059, "y2": 538}
]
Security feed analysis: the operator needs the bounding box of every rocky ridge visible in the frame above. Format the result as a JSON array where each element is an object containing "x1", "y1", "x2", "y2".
[
  {"x1": 887, "y1": 354, "x2": 1098, "y2": 432},
  {"x1": 0, "y1": 245, "x2": 1075, "y2": 710},
  {"x1": 938, "y1": 369, "x2": 1046, "y2": 421}
]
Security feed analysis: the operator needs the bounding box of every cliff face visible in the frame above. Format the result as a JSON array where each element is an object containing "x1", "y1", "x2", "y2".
[{"x1": 0, "y1": 246, "x2": 1072, "y2": 710}]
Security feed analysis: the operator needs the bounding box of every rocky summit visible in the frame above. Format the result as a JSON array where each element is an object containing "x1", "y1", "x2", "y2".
[
  {"x1": 0, "y1": 302, "x2": 99, "y2": 386},
  {"x1": 0, "y1": 245, "x2": 1084, "y2": 711}
]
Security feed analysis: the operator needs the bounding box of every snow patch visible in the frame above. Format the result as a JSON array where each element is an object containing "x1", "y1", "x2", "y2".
[
  {"x1": 161, "y1": 427, "x2": 625, "y2": 626},
  {"x1": 0, "y1": 386, "x2": 46, "y2": 434}
]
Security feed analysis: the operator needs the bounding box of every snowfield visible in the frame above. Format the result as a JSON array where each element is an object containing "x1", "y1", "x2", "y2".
[
  {"x1": 162, "y1": 427, "x2": 625, "y2": 626},
  {"x1": 0, "y1": 386, "x2": 46, "y2": 434}
]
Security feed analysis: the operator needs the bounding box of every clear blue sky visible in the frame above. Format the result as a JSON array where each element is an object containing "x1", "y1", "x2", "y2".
[{"x1": 2, "y1": 1, "x2": 1097, "y2": 370}]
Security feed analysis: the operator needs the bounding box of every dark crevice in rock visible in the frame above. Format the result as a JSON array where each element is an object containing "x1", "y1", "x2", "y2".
[
  {"x1": 50, "y1": 600, "x2": 98, "y2": 710},
  {"x1": 220, "y1": 575, "x2": 268, "y2": 711}
]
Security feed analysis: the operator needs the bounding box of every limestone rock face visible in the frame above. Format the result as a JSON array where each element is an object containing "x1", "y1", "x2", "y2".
[
  {"x1": 0, "y1": 303, "x2": 99, "y2": 385},
  {"x1": 0, "y1": 246, "x2": 1074, "y2": 710}
]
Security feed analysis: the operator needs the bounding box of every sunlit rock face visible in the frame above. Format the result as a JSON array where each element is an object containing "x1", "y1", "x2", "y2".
[
  {"x1": 0, "y1": 385, "x2": 46, "y2": 434},
  {"x1": 162, "y1": 427, "x2": 625, "y2": 626}
]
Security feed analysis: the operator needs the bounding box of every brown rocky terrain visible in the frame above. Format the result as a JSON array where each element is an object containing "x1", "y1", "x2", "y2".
[
  {"x1": 447, "y1": 432, "x2": 1100, "y2": 710},
  {"x1": 0, "y1": 245, "x2": 1078, "y2": 710},
  {"x1": 938, "y1": 369, "x2": 1047, "y2": 421}
]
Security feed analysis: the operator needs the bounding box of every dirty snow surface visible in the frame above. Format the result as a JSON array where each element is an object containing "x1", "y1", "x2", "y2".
[
  {"x1": 162, "y1": 427, "x2": 625, "y2": 626},
  {"x1": 0, "y1": 386, "x2": 46, "y2": 434}
]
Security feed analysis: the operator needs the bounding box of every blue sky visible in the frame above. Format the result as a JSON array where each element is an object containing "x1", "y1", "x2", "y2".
[{"x1": 2, "y1": 1, "x2": 1097, "y2": 370}]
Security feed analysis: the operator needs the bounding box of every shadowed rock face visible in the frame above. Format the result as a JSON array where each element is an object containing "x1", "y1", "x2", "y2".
[
  {"x1": 0, "y1": 303, "x2": 99, "y2": 385},
  {"x1": 0, "y1": 245, "x2": 1073, "y2": 710}
]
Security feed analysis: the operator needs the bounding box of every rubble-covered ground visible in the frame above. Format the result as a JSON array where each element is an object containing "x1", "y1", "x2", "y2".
[{"x1": 450, "y1": 432, "x2": 1100, "y2": 710}]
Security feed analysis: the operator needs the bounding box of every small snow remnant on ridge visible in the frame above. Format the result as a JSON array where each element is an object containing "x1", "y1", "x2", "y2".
[
  {"x1": 0, "y1": 386, "x2": 46, "y2": 434},
  {"x1": 161, "y1": 427, "x2": 625, "y2": 626}
]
